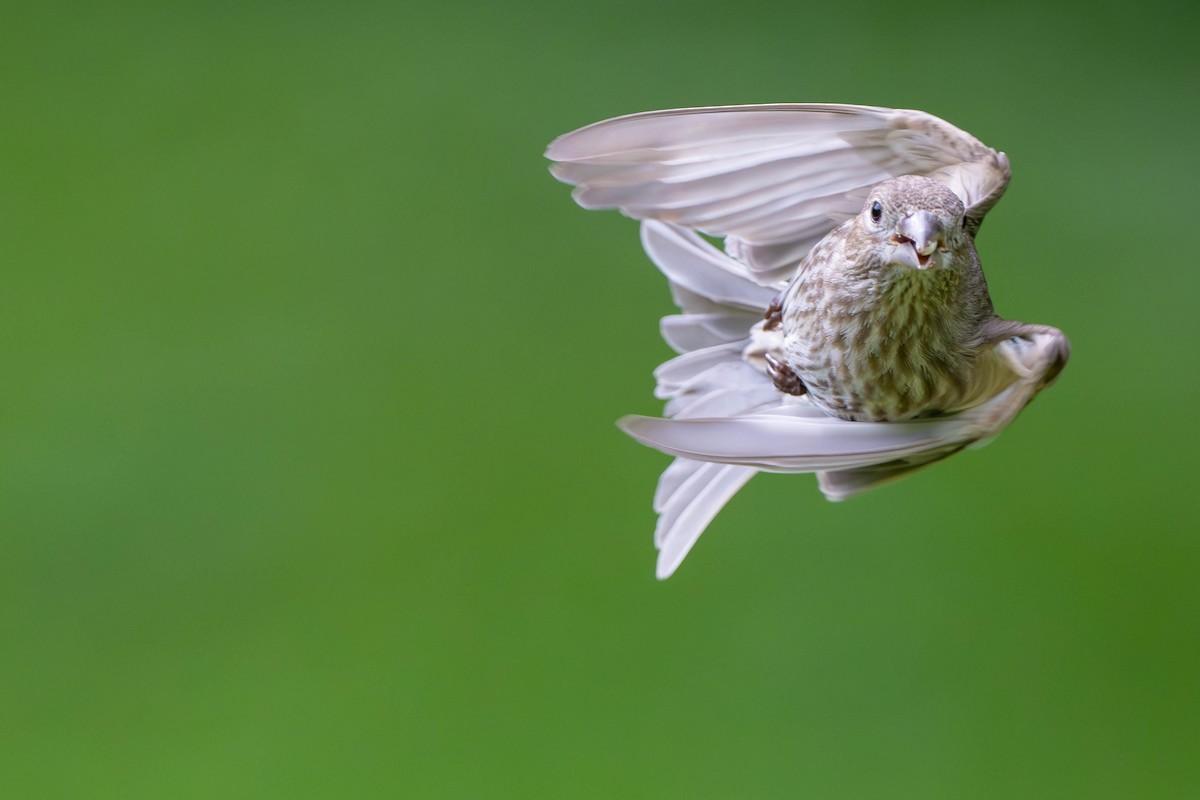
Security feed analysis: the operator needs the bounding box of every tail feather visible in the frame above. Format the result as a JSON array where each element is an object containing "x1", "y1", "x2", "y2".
[
  {"x1": 653, "y1": 461, "x2": 758, "y2": 579},
  {"x1": 660, "y1": 312, "x2": 760, "y2": 353},
  {"x1": 637, "y1": 221, "x2": 781, "y2": 577}
]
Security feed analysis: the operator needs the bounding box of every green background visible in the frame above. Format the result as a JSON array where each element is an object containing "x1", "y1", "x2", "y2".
[{"x1": 3, "y1": 1, "x2": 1198, "y2": 797}]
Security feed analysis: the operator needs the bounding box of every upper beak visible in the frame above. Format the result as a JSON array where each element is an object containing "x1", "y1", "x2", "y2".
[{"x1": 893, "y1": 211, "x2": 945, "y2": 269}]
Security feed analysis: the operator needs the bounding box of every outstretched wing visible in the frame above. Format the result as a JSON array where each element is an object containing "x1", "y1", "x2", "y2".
[{"x1": 547, "y1": 104, "x2": 1010, "y2": 283}]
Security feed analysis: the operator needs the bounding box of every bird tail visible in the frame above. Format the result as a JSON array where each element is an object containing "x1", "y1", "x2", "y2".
[{"x1": 635, "y1": 221, "x2": 782, "y2": 578}]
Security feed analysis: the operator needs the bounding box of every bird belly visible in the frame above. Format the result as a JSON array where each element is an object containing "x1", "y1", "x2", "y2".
[{"x1": 784, "y1": 310, "x2": 974, "y2": 423}]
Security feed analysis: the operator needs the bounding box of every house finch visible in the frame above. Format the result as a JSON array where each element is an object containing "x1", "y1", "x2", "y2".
[{"x1": 547, "y1": 104, "x2": 1069, "y2": 578}]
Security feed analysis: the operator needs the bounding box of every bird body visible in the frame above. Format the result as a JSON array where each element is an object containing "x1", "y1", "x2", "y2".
[
  {"x1": 547, "y1": 104, "x2": 1069, "y2": 578},
  {"x1": 777, "y1": 176, "x2": 1001, "y2": 422}
]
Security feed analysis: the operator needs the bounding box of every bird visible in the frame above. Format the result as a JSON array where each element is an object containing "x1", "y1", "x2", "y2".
[{"x1": 546, "y1": 104, "x2": 1069, "y2": 579}]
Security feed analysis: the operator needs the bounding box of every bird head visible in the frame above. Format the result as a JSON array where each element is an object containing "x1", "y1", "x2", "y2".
[{"x1": 858, "y1": 175, "x2": 967, "y2": 272}]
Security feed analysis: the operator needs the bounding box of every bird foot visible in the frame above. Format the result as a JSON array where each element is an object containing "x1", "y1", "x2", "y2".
[
  {"x1": 765, "y1": 353, "x2": 807, "y2": 396},
  {"x1": 763, "y1": 293, "x2": 784, "y2": 331}
]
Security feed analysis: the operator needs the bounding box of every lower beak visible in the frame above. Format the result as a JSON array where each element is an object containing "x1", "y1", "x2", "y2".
[{"x1": 894, "y1": 211, "x2": 945, "y2": 270}]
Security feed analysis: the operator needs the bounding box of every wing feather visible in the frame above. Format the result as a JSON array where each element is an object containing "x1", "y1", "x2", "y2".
[{"x1": 548, "y1": 104, "x2": 1010, "y2": 283}]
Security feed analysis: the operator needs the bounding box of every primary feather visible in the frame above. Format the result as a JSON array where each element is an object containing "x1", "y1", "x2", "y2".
[{"x1": 548, "y1": 104, "x2": 1011, "y2": 283}]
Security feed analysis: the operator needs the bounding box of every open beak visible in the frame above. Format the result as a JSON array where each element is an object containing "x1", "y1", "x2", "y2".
[{"x1": 892, "y1": 211, "x2": 945, "y2": 270}]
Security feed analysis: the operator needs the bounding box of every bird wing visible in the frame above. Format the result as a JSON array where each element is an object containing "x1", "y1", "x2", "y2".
[
  {"x1": 547, "y1": 104, "x2": 1011, "y2": 283},
  {"x1": 619, "y1": 326, "x2": 1069, "y2": 492}
]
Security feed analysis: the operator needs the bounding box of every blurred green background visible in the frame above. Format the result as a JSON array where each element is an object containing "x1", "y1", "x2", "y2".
[{"x1": 2, "y1": 1, "x2": 1198, "y2": 797}]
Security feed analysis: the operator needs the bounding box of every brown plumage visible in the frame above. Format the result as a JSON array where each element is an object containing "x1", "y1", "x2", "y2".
[{"x1": 779, "y1": 175, "x2": 1007, "y2": 421}]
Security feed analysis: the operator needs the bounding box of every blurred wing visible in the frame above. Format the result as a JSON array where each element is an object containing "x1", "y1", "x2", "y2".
[{"x1": 548, "y1": 104, "x2": 1011, "y2": 283}]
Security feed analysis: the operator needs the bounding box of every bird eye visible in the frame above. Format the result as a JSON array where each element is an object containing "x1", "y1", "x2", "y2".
[{"x1": 870, "y1": 201, "x2": 882, "y2": 223}]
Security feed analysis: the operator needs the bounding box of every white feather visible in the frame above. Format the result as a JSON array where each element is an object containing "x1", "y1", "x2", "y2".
[
  {"x1": 639, "y1": 220, "x2": 779, "y2": 310},
  {"x1": 548, "y1": 104, "x2": 1010, "y2": 284},
  {"x1": 653, "y1": 462, "x2": 757, "y2": 579},
  {"x1": 659, "y1": 313, "x2": 760, "y2": 353}
]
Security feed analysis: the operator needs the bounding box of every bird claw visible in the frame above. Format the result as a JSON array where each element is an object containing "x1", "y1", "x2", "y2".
[
  {"x1": 765, "y1": 353, "x2": 807, "y2": 396},
  {"x1": 763, "y1": 292, "x2": 784, "y2": 331}
]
